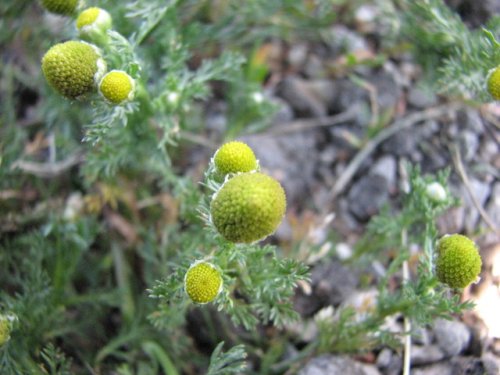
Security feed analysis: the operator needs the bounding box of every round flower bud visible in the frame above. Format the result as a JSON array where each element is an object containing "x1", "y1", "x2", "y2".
[
  {"x1": 435, "y1": 234, "x2": 482, "y2": 288},
  {"x1": 40, "y1": 0, "x2": 79, "y2": 15},
  {"x1": 425, "y1": 182, "x2": 447, "y2": 203},
  {"x1": 76, "y1": 7, "x2": 112, "y2": 44},
  {"x1": 42, "y1": 41, "x2": 106, "y2": 99},
  {"x1": 210, "y1": 172, "x2": 286, "y2": 243},
  {"x1": 213, "y1": 141, "x2": 258, "y2": 178},
  {"x1": 487, "y1": 65, "x2": 500, "y2": 101},
  {"x1": 98, "y1": 70, "x2": 135, "y2": 105},
  {"x1": 184, "y1": 261, "x2": 223, "y2": 304}
]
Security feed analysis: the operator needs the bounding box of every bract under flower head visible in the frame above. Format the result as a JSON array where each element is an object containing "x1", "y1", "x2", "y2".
[
  {"x1": 41, "y1": 0, "x2": 79, "y2": 15},
  {"x1": 42, "y1": 41, "x2": 106, "y2": 99},
  {"x1": 184, "y1": 261, "x2": 223, "y2": 304},
  {"x1": 210, "y1": 172, "x2": 286, "y2": 243},
  {"x1": 99, "y1": 70, "x2": 135, "y2": 104},
  {"x1": 436, "y1": 234, "x2": 482, "y2": 288}
]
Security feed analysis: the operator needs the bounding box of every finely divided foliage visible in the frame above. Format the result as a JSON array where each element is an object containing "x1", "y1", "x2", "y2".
[{"x1": 0, "y1": 0, "x2": 490, "y2": 373}]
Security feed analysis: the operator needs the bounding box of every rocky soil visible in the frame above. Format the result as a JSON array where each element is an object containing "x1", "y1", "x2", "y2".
[{"x1": 197, "y1": 1, "x2": 500, "y2": 373}]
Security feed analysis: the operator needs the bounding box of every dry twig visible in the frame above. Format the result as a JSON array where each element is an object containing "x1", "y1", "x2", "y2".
[
  {"x1": 451, "y1": 144, "x2": 499, "y2": 234},
  {"x1": 11, "y1": 151, "x2": 85, "y2": 178},
  {"x1": 328, "y1": 103, "x2": 462, "y2": 201}
]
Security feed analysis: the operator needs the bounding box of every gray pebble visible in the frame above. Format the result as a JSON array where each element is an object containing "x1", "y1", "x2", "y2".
[{"x1": 433, "y1": 318, "x2": 471, "y2": 357}]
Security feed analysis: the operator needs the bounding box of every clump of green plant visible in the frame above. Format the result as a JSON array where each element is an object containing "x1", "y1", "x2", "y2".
[
  {"x1": 2, "y1": 1, "x2": 339, "y2": 372},
  {"x1": 393, "y1": 0, "x2": 500, "y2": 101},
  {"x1": 314, "y1": 165, "x2": 481, "y2": 373},
  {"x1": 149, "y1": 141, "x2": 308, "y2": 331}
]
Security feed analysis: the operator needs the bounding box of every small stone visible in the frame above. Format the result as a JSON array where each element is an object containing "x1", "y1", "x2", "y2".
[
  {"x1": 348, "y1": 174, "x2": 389, "y2": 222},
  {"x1": 433, "y1": 319, "x2": 471, "y2": 357},
  {"x1": 288, "y1": 43, "x2": 308, "y2": 70},
  {"x1": 410, "y1": 345, "x2": 445, "y2": 365},
  {"x1": 456, "y1": 109, "x2": 483, "y2": 132},
  {"x1": 458, "y1": 130, "x2": 479, "y2": 162},
  {"x1": 481, "y1": 353, "x2": 500, "y2": 375},
  {"x1": 330, "y1": 79, "x2": 368, "y2": 114},
  {"x1": 298, "y1": 355, "x2": 374, "y2": 375},
  {"x1": 451, "y1": 356, "x2": 498, "y2": 375},
  {"x1": 368, "y1": 70, "x2": 401, "y2": 113},
  {"x1": 371, "y1": 155, "x2": 397, "y2": 193},
  {"x1": 375, "y1": 348, "x2": 402, "y2": 375},
  {"x1": 407, "y1": 86, "x2": 437, "y2": 109},
  {"x1": 413, "y1": 326, "x2": 432, "y2": 346},
  {"x1": 376, "y1": 348, "x2": 393, "y2": 369},
  {"x1": 382, "y1": 128, "x2": 419, "y2": 156},
  {"x1": 276, "y1": 77, "x2": 329, "y2": 117},
  {"x1": 413, "y1": 363, "x2": 454, "y2": 375},
  {"x1": 312, "y1": 261, "x2": 358, "y2": 307},
  {"x1": 323, "y1": 25, "x2": 368, "y2": 56}
]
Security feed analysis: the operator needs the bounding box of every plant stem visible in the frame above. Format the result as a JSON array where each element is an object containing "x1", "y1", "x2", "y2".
[{"x1": 401, "y1": 228, "x2": 412, "y2": 375}]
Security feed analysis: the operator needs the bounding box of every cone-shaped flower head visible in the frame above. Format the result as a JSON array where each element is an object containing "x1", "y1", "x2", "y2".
[
  {"x1": 42, "y1": 41, "x2": 106, "y2": 99},
  {"x1": 40, "y1": 0, "x2": 79, "y2": 15},
  {"x1": 210, "y1": 172, "x2": 286, "y2": 243},
  {"x1": 435, "y1": 234, "x2": 482, "y2": 288},
  {"x1": 76, "y1": 7, "x2": 112, "y2": 43},
  {"x1": 213, "y1": 141, "x2": 258, "y2": 178},
  {"x1": 184, "y1": 261, "x2": 223, "y2": 304},
  {"x1": 99, "y1": 70, "x2": 135, "y2": 105},
  {"x1": 487, "y1": 65, "x2": 500, "y2": 100}
]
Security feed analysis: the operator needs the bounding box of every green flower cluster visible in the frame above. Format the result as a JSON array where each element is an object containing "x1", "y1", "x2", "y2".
[
  {"x1": 40, "y1": 5, "x2": 134, "y2": 105},
  {"x1": 183, "y1": 141, "x2": 286, "y2": 304},
  {"x1": 210, "y1": 141, "x2": 286, "y2": 243}
]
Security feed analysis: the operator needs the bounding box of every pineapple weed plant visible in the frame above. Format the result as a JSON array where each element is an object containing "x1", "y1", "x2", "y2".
[{"x1": 0, "y1": 0, "x2": 498, "y2": 373}]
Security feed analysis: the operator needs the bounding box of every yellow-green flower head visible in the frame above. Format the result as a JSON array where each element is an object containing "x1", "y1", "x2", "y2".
[
  {"x1": 210, "y1": 172, "x2": 286, "y2": 243},
  {"x1": 436, "y1": 234, "x2": 482, "y2": 288},
  {"x1": 42, "y1": 41, "x2": 106, "y2": 99},
  {"x1": 213, "y1": 141, "x2": 258, "y2": 178},
  {"x1": 40, "y1": 0, "x2": 79, "y2": 15},
  {"x1": 184, "y1": 261, "x2": 223, "y2": 304},
  {"x1": 487, "y1": 65, "x2": 500, "y2": 101},
  {"x1": 0, "y1": 313, "x2": 17, "y2": 347},
  {"x1": 76, "y1": 7, "x2": 112, "y2": 41},
  {"x1": 98, "y1": 70, "x2": 135, "y2": 105}
]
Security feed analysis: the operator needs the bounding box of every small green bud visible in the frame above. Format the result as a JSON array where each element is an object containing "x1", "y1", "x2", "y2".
[
  {"x1": 98, "y1": 70, "x2": 135, "y2": 105},
  {"x1": 42, "y1": 41, "x2": 106, "y2": 99},
  {"x1": 184, "y1": 261, "x2": 223, "y2": 304},
  {"x1": 213, "y1": 141, "x2": 258, "y2": 179},
  {"x1": 435, "y1": 234, "x2": 482, "y2": 288},
  {"x1": 210, "y1": 172, "x2": 286, "y2": 243},
  {"x1": 425, "y1": 182, "x2": 447, "y2": 203},
  {"x1": 76, "y1": 7, "x2": 112, "y2": 44},
  {"x1": 487, "y1": 65, "x2": 500, "y2": 101},
  {"x1": 40, "y1": 0, "x2": 79, "y2": 15}
]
